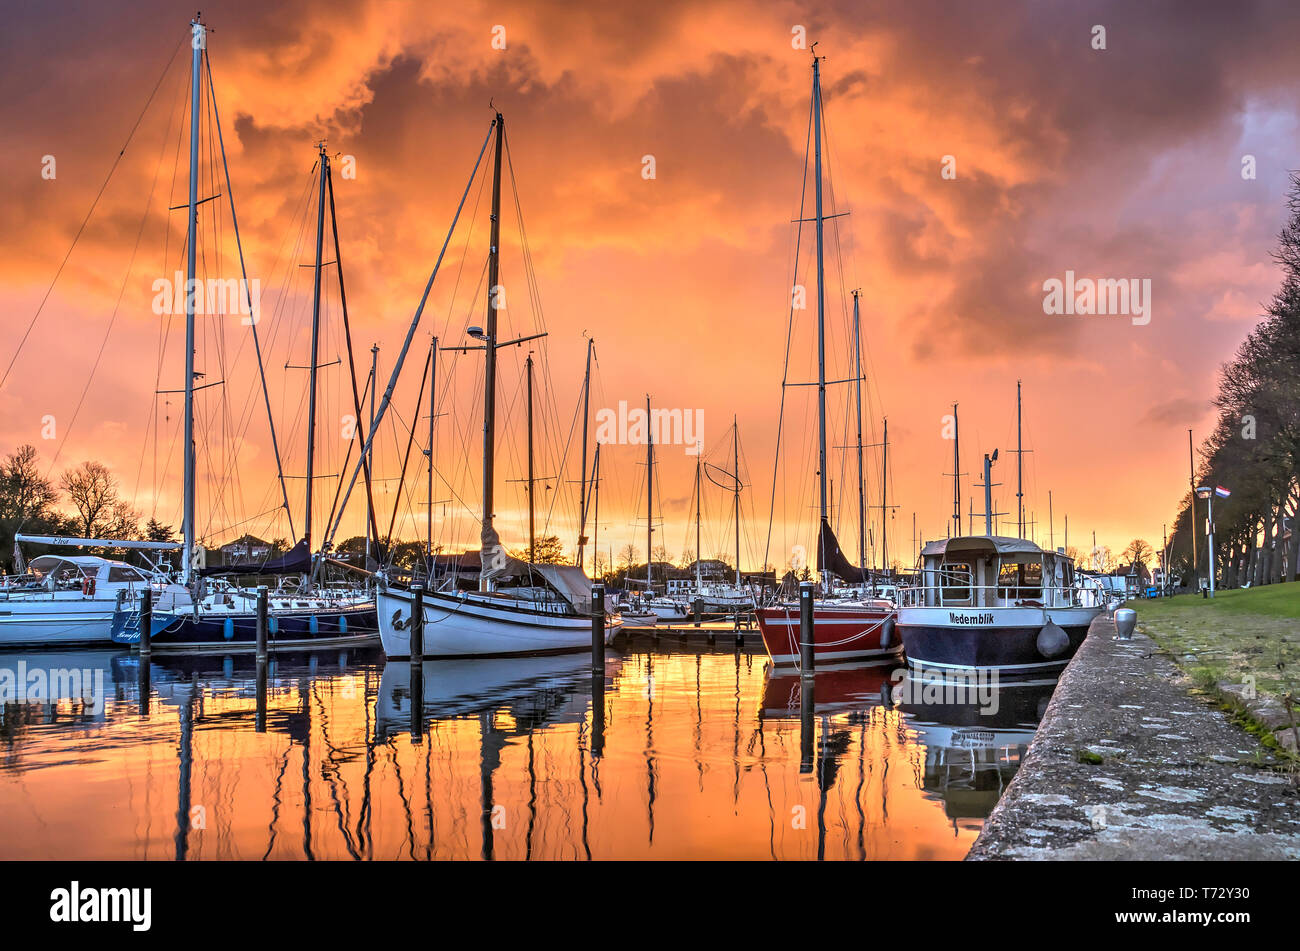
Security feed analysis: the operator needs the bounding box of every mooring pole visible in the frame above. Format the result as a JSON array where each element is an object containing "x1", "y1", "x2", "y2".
[
  {"x1": 255, "y1": 585, "x2": 268, "y2": 664},
  {"x1": 799, "y1": 580, "x2": 816, "y2": 676},
  {"x1": 136, "y1": 587, "x2": 152, "y2": 717},
  {"x1": 139, "y1": 586, "x2": 153, "y2": 660},
  {"x1": 591, "y1": 584, "x2": 605, "y2": 673},
  {"x1": 410, "y1": 584, "x2": 425, "y2": 663}
]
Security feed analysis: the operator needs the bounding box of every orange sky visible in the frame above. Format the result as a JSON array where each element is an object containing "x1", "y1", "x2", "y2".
[{"x1": 2, "y1": 0, "x2": 1298, "y2": 572}]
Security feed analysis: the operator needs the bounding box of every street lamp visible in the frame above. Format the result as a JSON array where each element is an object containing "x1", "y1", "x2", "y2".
[{"x1": 1195, "y1": 486, "x2": 1214, "y2": 598}]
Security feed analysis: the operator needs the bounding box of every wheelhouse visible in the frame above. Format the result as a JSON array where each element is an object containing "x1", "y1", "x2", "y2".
[{"x1": 904, "y1": 536, "x2": 1081, "y2": 609}]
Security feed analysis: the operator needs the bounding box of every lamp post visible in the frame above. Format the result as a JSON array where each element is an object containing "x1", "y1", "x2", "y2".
[{"x1": 1195, "y1": 486, "x2": 1215, "y2": 599}]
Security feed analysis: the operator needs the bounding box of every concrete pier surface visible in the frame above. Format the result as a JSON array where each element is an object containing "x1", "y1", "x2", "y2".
[{"x1": 969, "y1": 612, "x2": 1300, "y2": 860}]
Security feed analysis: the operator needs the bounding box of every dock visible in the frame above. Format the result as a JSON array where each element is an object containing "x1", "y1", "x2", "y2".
[
  {"x1": 615, "y1": 618, "x2": 764, "y2": 648},
  {"x1": 969, "y1": 612, "x2": 1300, "y2": 860}
]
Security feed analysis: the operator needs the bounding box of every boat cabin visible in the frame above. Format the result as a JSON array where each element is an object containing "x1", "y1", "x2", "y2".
[
  {"x1": 907, "y1": 536, "x2": 1076, "y2": 609},
  {"x1": 27, "y1": 555, "x2": 152, "y2": 592}
]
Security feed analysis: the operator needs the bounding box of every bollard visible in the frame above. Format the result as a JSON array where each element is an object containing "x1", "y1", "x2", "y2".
[
  {"x1": 799, "y1": 581, "x2": 816, "y2": 677},
  {"x1": 410, "y1": 585, "x2": 424, "y2": 663},
  {"x1": 255, "y1": 585, "x2": 269, "y2": 663},
  {"x1": 139, "y1": 586, "x2": 153, "y2": 659},
  {"x1": 693, "y1": 596, "x2": 702, "y2": 628},
  {"x1": 1114, "y1": 607, "x2": 1137, "y2": 641},
  {"x1": 591, "y1": 584, "x2": 605, "y2": 673}
]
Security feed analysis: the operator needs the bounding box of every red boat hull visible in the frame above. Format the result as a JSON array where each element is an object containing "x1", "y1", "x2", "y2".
[{"x1": 755, "y1": 602, "x2": 901, "y2": 666}]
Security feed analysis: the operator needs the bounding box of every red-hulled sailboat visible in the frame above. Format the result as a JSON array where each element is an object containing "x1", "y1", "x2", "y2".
[{"x1": 755, "y1": 51, "x2": 902, "y2": 668}]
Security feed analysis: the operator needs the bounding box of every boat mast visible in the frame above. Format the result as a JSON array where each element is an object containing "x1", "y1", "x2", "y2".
[
  {"x1": 526, "y1": 353, "x2": 535, "y2": 563},
  {"x1": 733, "y1": 417, "x2": 741, "y2": 588},
  {"x1": 591, "y1": 444, "x2": 601, "y2": 581},
  {"x1": 880, "y1": 417, "x2": 889, "y2": 574},
  {"x1": 812, "y1": 53, "x2": 830, "y2": 596},
  {"x1": 304, "y1": 142, "x2": 329, "y2": 557},
  {"x1": 577, "y1": 337, "x2": 594, "y2": 570},
  {"x1": 426, "y1": 337, "x2": 437, "y2": 569},
  {"x1": 852, "y1": 290, "x2": 866, "y2": 572},
  {"x1": 951, "y1": 402, "x2": 961, "y2": 538},
  {"x1": 1016, "y1": 380, "x2": 1024, "y2": 538},
  {"x1": 646, "y1": 395, "x2": 654, "y2": 596},
  {"x1": 695, "y1": 454, "x2": 702, "y2": 592},
  {"x1": 181, "y1": 16, "x2": 204, "y2": 585},
  {"x1": 481, "y1": 112, "x2": 505, "y2": 590},
  {"x1": 366, "y1": 345, "x2": 377, "y2": 568}
]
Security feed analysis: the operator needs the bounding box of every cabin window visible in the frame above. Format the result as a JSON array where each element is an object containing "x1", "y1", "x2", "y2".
[
  {"x1": 106, "y1": 566, "x2": 147, "y2": 583},
  {"x1": 941, "y1": 562, "x2": 972, "y2": 604},
  {"x1": 997, "y1": 560, "x2": 1042, "y2": 598}
]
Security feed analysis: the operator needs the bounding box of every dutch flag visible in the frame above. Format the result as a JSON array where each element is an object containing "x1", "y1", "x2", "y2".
[{"x1": 1215, "y1": 485, "x2": 1231, "y2": 498}]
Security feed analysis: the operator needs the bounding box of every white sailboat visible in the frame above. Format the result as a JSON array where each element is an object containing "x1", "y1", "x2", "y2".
[
  {"x1": 375, "y1": 110, "x2": 616, "y2": 658},
  {"x1": 0, "y1": 546, "x2": 191, "y2": 648}
]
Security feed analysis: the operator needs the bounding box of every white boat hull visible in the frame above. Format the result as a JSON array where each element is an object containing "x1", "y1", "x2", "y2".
[
  {"x1": 377, "y1": 587, "x2": 616, "y2": 658},
  {"x1": 0, "y1": 598, "x2": 120, "y2": 647}
]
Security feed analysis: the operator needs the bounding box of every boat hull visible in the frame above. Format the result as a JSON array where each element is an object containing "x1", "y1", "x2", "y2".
[
  {"x1": 378, "y1": 587, "x2": 613, "y2": 658},
  {"x1": 755, "y1": 602, "x2": 900, "y2": 666},
  {"x1": 897, "y1": 604, "x2": 1100, "y2": 676},
  {"x1": 111, "y1": 603, "x2": 379, "y2": 652}
]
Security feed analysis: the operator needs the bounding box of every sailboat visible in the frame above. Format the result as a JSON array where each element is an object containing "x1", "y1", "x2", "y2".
[
  {"x1": 1, "y1": 543, "x2": 192, "y2": 648},
  {"x1": 110, "y1": 21, "x2": 377, "y2": 651},
  {"x1": 754, "y1": 52, "x2": 901, "y2": 667},
  {"x1": 375, "y1": 110, "x2": 617, "y2": 658}
]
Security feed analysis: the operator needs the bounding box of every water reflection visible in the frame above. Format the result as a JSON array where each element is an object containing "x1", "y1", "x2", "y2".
[{"x1": 0, "y1": 643, "x2": 1051, "y2": 860}]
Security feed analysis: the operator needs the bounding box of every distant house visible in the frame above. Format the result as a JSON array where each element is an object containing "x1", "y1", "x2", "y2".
[{"x1": 221, "y1": 534, "x2": 271, "y2": 564}]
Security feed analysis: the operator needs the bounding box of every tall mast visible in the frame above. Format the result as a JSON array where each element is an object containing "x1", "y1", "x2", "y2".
[
  {"x1": 526, "y1": 353, "x2": 535, "y2": 563},
  {"x1": 426, "y1": 338, "x2": 437, "y2": 567},
  {"x1": 733, "y1": 417, "x2": 741, "y2": 588},
  {"x1": 365, "y1": 345, "x2": 377, "y2": 568},
  {"x1": 591, "y1": 444, "x2": 601, "y2": 581},
  {"x1": 1016, "y1": 380, "x2": 1024, "y2": 538},
  {"x1": 181, "y1": 16, "x2": 204, "y2": 585},
  {"x1": 812, "y1": 53, "x2": 830, "y2": 594},
  {"x1": 951, "y1": 402, "x2": 961, "y2": 538},
  {"x1": 323, "y1": 152, "x2": 380, "y2": 572},
  {"x1": 852, "y1": 290, "x2": 866, "y2": 571},
  {"x1": 577, "y1": 338, "x2": 594, "y2": 570},
  {"x1": 646, "y1": 394, "x2": 654, "y2": 593},
  {"x1": 880, "y1": 417, "x2": 889, "y2": 573},
  {"x1": 304, "y1": 142, "x2": 328, "y2": 555},
  {"x1": 695, "y1": 454, "x2": 702, "y2": 592},
  {"x1": 480, "y1": 112, "x2": 505, "y2": 590},
  {"x1": 1048, "y1": 489, "x2": 1054, "y2": 551}
]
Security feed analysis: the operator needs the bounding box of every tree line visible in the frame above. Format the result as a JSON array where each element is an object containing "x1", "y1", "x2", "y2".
[{"x1": 1167, "y1": 173, "x2": 1300, "y2": 589}]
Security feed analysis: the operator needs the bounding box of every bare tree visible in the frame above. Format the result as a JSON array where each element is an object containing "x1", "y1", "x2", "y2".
[{"x1": 60, "y1": 461, "x2": 119, "y2": 538}]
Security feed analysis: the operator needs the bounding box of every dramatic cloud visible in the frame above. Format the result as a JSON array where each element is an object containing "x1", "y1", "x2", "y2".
[{"x1": 2, "y1": 0, "x2": 1297, "y2": 562}]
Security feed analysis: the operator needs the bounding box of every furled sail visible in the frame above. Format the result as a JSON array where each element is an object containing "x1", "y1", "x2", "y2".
[
  {"x1": 198, "y1": 538, "x2": 312, "y2": 577},
  {"x1": 816, "y1": 518, "x2": 869, "y2": 583}
]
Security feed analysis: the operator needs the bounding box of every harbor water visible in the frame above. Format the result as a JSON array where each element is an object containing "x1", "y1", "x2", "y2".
[{"x1": 0, "y1": 641, "x2": 1051, "y2": 860}]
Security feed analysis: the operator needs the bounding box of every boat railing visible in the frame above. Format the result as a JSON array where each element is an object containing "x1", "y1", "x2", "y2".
[{"x1": 898, "y1": 566, "x2": 1105, "y2": 609}]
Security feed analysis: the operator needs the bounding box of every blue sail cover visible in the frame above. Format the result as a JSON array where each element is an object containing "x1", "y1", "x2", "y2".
[{"x1": 198, "y1": 538, "x2": 312, "y2": 577}]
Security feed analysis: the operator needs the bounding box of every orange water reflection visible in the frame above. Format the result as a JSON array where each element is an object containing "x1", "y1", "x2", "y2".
[{"x1": 0, "y1": 644, "x2": 1041, "y2": 859}]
